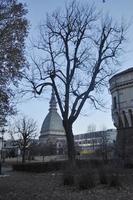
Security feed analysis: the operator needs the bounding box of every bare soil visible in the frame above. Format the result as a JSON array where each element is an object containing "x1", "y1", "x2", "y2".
[{"x1": 0, "y1": 167, "x2": 133, "y2": 200}]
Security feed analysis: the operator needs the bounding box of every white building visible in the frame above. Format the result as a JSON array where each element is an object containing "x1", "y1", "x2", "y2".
[
  {"x1": 109, "y1": 67, "x2": 133, "y2": 160},
  {"x1": 74, "y1": 129, "x2": 117, "y2": 151}
]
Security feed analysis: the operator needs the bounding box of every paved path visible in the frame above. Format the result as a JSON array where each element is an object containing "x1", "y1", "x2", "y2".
[{"x1": 0, "y1": 164, "x2": 12, "y2": 175}]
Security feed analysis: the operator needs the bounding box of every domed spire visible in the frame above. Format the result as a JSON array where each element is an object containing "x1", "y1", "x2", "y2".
[
  {"x1": 39, "y1": 87, "x2": 65, "y2": 140},
  {"x1": 49, "y1": 88, "x2": 57, "y2": 112}
]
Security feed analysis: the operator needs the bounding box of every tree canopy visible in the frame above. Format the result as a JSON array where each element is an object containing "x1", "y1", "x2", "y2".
[{"x1": 0, "y1": 0, "x2": 28, "y2": 125}]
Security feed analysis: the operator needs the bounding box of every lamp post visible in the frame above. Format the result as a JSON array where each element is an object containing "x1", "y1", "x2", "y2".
[
  {"x1": 0, "y1": 138, "x2": 1, "y2": 175},
  {"x1": 0, "y1": 128, "x2": 5, "y2": 175},
  {"x1": 1, "y1": 128, "x2": 5, "y2": 162}
]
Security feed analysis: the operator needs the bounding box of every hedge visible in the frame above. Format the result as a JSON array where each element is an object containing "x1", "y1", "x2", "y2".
[
  {"x1": 12, "y1": 159, "x2": 104, "y2": 173},
  {"x1": 12, "y1": 161, "x2": 68, "y2": 172}
]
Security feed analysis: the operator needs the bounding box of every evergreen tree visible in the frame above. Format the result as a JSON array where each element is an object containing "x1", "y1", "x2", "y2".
[{"x1": 0, "y1": 0, "x2": 28, "y2": 124}]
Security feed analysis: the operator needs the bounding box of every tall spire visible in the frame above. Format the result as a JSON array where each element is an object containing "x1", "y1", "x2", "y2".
[{"x1": 49, "y1": 88, "x2": 57, "y2": 112}]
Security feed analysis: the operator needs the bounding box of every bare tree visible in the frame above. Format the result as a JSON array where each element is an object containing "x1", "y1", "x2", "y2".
[
  {"x1": 39, "y1": 143, "x2": 56, "y2": 156},
  {"x1": 15, "y1": 116, "x2": 37, "y2": 163},
  {"x1": 100, "y1": 131, "x2": 110, "y2": 162},
  {"x1": 87, "y1": 124, "x2": 97, "y2": 132},
  {"x1": 25, "y1": 1, "x2": 127, "y2": 163},
  {"x1": 94, "y1": 126, "x2": 109, "y2": 162}
]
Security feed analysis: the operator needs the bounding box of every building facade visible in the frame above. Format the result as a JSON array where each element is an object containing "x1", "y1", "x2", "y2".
[
  {"x1": 109, "y1": 68, "x2": 133, "y2": 161},
  {"x1": 74, "y1": 129, "x2": 117, "y2": 152}
]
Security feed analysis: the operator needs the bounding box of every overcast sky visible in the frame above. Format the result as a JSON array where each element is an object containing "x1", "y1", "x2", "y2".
[{"x1": 12, "y1": 0, "x2": 133, "y2": 138}]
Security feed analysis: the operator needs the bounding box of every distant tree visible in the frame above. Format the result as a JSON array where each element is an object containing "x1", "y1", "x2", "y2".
[
  {"x1": 25, "y1": 1, "x2": 128, "y2": 163},
  {"x1": 15, "y1": 116, "x2": 37, "y2": 163},
  {"x1": 100, "y1": 131, "x2": 110, "y2": 162},
  {"x1": 0, "y1": 0, "x2": 28, "y2": 125},
  {"x1": 95, "y1": 130, "x2": 110, "y2": 162},
  {"x1": 41, "y1": 143, "x2": 56, "y2": 156},
  {"x1": 99, "y1": 125, "x2": 107, "y2": 131},
  {"x1": 27, "y1": 139, "x2": 44, "y2": 161},
  {"x1": 87, "y1": 124, "x2": 97, "y2": 132},
  {"x1": 36, "y1": 142, "x2": 56, "y2": 161}
]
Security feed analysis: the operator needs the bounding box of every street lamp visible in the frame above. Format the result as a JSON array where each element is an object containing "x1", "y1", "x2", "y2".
[
  {"x1": 0, "y1": 128, "x2": 5, "y2": 175},
  {"x1": 1, "y1": 128, "x2": 5, "y2": 162}
]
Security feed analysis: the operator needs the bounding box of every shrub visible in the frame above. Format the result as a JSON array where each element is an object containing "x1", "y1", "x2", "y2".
[
  {"x1": 124, "y1": 160, "x2": 133, "y2": 169},
  {"x1": 62, "y1": 161, "x2": 99, "y2": 189},
  {"x1": 109, "y1": 173, "x2": 121, "y2": 187},
  {"x1": 76, "y1": 159, "x2": 103, "y2": 169},
  {"x1": 12, "y1": 160, "x2": 67, "y2": 173},
  {"x1": 62, "y1": 164, "x2": 77, "y2": 186},
  {"x1": 89, "y1": 159, "x2": 103, "y2": 168},
  {"x1": 77, "y1": 169, "x2": 96, "y2": 190},
  {"x1": 98, "y1": 164, "x2": 122, "y2": 188},
  {"x1": 98, "y1": 167, "x2": 108, "y2": 185},
  {"x1": 63, "y1": 172, "x2": 74, "y2": 186}
]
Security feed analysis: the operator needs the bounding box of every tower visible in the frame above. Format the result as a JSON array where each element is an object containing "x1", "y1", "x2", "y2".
[
  {"x1": 39, "y1": 89, "x2": 66, "y2": 154},
  {"x1": 109, "y1": 68, "x2": 133, "y2": 162}
]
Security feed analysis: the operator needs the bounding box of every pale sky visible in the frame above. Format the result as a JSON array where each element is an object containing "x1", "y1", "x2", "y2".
[{"x1": 11, "y1": 0, "x2": 133, "y2": 138}]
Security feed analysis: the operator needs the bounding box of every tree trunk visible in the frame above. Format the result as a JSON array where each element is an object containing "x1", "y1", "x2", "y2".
[
  {"x1": 0, "y1": 162, "x2": 1, "y2": 175},
  {"x1": 22, "y1": 148, "x2": 26, "y2": 164},
  {"x1": 63, "y1": 120, "x2": 76, "y2": 164}
]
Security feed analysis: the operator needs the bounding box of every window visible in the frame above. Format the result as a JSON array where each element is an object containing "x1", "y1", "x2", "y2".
[
  {"x1": 129, "y1": 109, "x2": 133, "y2": 127},
  {"x1": 113, "y1": 96, "x2": 117, "y2": 109},
  {"x1": 123, "y1": 111, "x2": 129, "y2": 127}
]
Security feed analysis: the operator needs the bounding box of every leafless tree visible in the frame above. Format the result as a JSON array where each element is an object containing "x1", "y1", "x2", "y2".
[
  {"x1": 39, "y1": 143, "x2": 56, "y2": 156},
  {"x1": 15, "y1": 116, "x2": 37, "y2": 163},
  {"x1": 99, "y1": 131, "x2": 110, "y2": 162},
  {"x1": 95, "y1": 126, "x2": 113, "y2": 162},
  {"x1": 25, "y1": 1, "x2": 128, "y2": 163},
  {"x1": 87, "y1": 123, "x2": 97, "y2": 132}
]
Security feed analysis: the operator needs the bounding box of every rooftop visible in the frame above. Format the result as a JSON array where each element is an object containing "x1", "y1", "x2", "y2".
[{"x1": 109, "y1": 67, "x2": 133, "y2": 83}]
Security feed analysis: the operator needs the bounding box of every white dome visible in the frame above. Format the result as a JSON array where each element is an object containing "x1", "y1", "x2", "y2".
[
  {"x1": 40, "y1": 110, "x2": 65, "y2": 135},
  {"x1": 40, "y1": 89, "x2": 65, "y2": 136}
]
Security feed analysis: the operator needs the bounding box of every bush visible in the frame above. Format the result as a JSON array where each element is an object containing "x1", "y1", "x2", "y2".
[
  {"x1": 76, "y1": 159, "x2": 103, "y2": 169},
  {"x1": 109, "y1": 173, "x2": 121, "y2": 187},
  {"x1": 98, "y1": 165, "x2": 122, "y2": 188},
  {"x1": 89, "y1": 159, "x2": 103, "y2": 168},
  {"x1": 62, "y1": 164, "x2": 77, "y2": 186},
  {"x1": 12, "y1": 159, "x2": 102, "y2": 174},
  {"x1": 12, "y1": 160, "x2": 67, "y2": 173},
  {"x1": 77, "y1": 169, "x2": 96, "y2": 190},
  {"x1": 124, "y1": 161, "x2": 133, "y2": 169},
  {"x1": 98, "y1": 167, "x2": 108, "y2": 185},
  {"x1": 63, "y1": 172, "x2": 74, "y2": 186},
  {"x1": 62, "y1": 164, "x2": 96, "y2": 189}
]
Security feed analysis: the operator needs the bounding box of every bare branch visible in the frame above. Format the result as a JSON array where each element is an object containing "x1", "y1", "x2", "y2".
[{"x1": 24, "y1": 1, "x2": 128, "y2": 161}]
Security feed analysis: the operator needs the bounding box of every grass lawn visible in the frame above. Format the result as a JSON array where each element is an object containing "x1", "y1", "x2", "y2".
[{"x1": 0, "y1": 166, "x2": 133, "y2": 200}]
